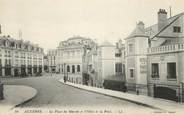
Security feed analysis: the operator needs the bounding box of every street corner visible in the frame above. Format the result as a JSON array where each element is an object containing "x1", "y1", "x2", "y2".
[{"x1": 0, "y1": 85, "x2": 37, "y2": 110}]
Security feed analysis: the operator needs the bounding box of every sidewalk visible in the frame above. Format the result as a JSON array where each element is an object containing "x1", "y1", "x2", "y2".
[
  {"x1": 59, "y1": 79, "x2": 184, "y2": 112},
  {"x1": 0, "y1": 85, "x2": 37, "y2": 112}
]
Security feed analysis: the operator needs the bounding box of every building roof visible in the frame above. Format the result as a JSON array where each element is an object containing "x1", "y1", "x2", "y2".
[
  {"x1": 126, "y1": 12, "x2": 184, "y2": 40},
  {"x1": 0, "y1": 35, "x2": 43, "y2": 52},
  {"x1": 100, "y1": 40, "x2": 115, "y2": 47},
  {"x1": 145, "y1": 12, "x2": 184, "y2": 39},
  {"x1": 161, "y1": 38, "x2": 184, "y2": 46},
  {"x1": 126, "y1": 21, "x2": 148, "y2": 39},
  {"x1": 67, "y1": 36, "x2": 91, "y2": 41}
]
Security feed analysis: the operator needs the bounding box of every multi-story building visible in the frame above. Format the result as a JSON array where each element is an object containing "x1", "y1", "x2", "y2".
[
  {"x1": 125, "y1": 21, "x2": 149, "y2": 95},
  {"x1": 124, "y1": 9, "x2": 184, "y2": 101},
  {"x1": 43, "y1": 55, "x2": 49, "y2": 73},
  {"x1": 0, "y1": 35, "x2": 44, "y2": 77},
  {"x1": 115, "y1": 39, "x2": 126, "y2": 79},
  {"x1": 147, "y1": 9, "x2": 184, "y2": 101},
  {"x1": 56, "y1": 36, "x2": 95, "y2": 84},
  {"x1": 47, "y1": 49, "x2": 57, "y2": 73},
  {"x1": 84, "y1": 40, "x2": 126, "y2": 88}
]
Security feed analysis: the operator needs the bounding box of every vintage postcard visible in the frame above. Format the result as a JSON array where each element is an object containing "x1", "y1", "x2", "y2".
[{"x1": 0, "y1": 0, "x2": 184, "y2": 115}]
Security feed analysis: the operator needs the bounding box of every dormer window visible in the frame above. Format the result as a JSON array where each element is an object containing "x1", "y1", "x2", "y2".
[{"x1": 173, "y1": 26, "x2": 181, "y2": 33}]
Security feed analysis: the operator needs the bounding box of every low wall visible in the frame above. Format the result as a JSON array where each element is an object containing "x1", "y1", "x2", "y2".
[{"x1": 0, "y1": 82, "x2": 4, "y2": 100}]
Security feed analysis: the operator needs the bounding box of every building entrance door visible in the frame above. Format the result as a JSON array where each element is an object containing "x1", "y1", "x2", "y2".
[
  {"x1": 14, "y1": 68, "x2": 19, "y2": 77},
  {"x1": 21, "y1": 66, "x2": 26, "y2": 77},
  {"x1": 5, "y1": 67, "x2": 11, "y2": 76},
  {"x1": 34, "y1": 66, "x2": 37, "y2": 74}
]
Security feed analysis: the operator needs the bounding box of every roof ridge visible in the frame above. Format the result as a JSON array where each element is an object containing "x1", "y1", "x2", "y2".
[{"x1": 150, "y1": 14, "x2": 182, "y2": 40}]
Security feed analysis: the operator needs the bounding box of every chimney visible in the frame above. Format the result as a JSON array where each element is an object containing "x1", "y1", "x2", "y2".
[
  {"x1": 137, "y1": 21, "x2": 145, "y2": 31},
  {"x1": 158, "y1": 9, "x2": 167, "y2": 31}
]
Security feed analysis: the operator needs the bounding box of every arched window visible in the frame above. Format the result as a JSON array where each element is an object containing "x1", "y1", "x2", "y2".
[
  {"x1": 77, "y1": 65, "x2": 80, "y2": 72},
  {"x1": 67, "y1": 65, "x2": 70, "y2": 72},
  {"x1": 72, "y1": 65, "x2": 75, "y2": 73}
]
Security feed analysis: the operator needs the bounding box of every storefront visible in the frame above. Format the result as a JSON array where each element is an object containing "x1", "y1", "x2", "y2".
[
  {"x1": 28, "y1": 65, "x2": 32, "y2": 75},
  {"x1": 21, "y1": 65, "x2": 26, "y2": 77},
  {"x1": 5, "y1": 65, "x2": 11, "y2": 76}
]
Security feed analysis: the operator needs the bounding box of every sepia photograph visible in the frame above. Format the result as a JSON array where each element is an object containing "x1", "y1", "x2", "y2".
[{"x1": 0, "y1": 0, "x2": 184, "y2": 115}]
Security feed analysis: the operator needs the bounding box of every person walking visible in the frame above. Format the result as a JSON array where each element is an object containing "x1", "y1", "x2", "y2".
[{"x1": 64, "y1": 75, "x2": 66, "y2": 83}]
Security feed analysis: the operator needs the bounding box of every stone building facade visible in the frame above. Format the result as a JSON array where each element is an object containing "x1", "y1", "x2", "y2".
[
  {"x1": 84, "y1": 40, "x2": 126, "y2": 88},
  {"x1": 125, "y1": 21, "x2": 149, "y2": 95},
  {"x1": 47, "y1": 49, "x2": 57, "y2": 73},
  {"x1": 124, "y1": 9, "x2": 184, "y2": 101},
  {"x1": 56, "y1": 36, "x2": 95, "y2": 84},
  {"x1": 0, "y1": 35, "x2": 44, "y2": 77},
  {"x1": 146, "y1": 9, "x2": 184, "y2": 101}
]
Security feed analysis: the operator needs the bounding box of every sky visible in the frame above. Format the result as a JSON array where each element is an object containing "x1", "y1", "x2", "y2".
[{"x1": 0, "y1": 0, "x2": 184, "y2": 52}]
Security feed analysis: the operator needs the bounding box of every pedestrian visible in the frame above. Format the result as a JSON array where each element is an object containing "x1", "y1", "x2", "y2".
[{"x1": 64, "y1": 76, "x2": 66, "y2": 83}]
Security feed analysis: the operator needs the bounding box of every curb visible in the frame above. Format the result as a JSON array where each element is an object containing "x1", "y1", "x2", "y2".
[
  {"x1": 58, "y1": 80, "x2": 162, "y2": 110},
  {"x1": 11, "y1": 85, "x2": 37, "y2": 109}
]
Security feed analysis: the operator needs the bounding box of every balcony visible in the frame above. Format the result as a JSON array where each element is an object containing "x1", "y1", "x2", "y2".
[
  {"x1": 151, "y1": 74, "x2": 159, "y2": 79},
  {"x1": 147, "y1": 43, "x2": 184, "y2": 54}
]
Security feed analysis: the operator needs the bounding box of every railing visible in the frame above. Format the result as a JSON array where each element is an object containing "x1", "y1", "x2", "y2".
[
  {"x1": 148, "y1": 83, "x2": 184, "y2": 102},
  {"x1": 0, "y1": 82, "x2": 4, "y2": 100},
  {"x1": 148, "y1": 43, "x2": 184, "y2": 54},
  {"x1": 151, "y1": 74, "x2": 159, "y2": 78}
]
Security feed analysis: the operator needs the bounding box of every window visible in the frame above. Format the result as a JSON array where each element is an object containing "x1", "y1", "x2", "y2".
[
  {"x1": 115, "y1": 53, "x2": 121, "y2": 57},
  {"x1": 129, "y1": 69, "x2": 134, "y2": 78},
  {"x1": 77, "y1": 65, "x2": 80, "y2": 72},
  {"x1": 67, "y1": 52, "x2": 70, "y2": 58},
  {"x1": 9, "y1": 59, "x2": 11, "y2": 65},
  {"x1": 128, "y1": 44, "x2": 133, "y2": 53},
  {"x1": 72, "y1": 51, "x2": 75, "y2": 57},
  {"x1": 72, "y1": 65, "x2": 75, "y2": 73},
  {"x1": 67, "y1": 65, "x2": 70, "y2": 72},
  {"x1": 173, "y1": 26, "x2": 181, "y2": 33},
  {"x1": 115, "y1": 63, "x2": 122, "y2": 74},
  {"x1": 151, "y1": 63, "x2": 159, "y2": 78},
  {"x1": 167, "y1": 62, "x2": 176, "y2": 79},
  {"x1": 5, "y1": 59, "x2": 7, "y2": 65}
]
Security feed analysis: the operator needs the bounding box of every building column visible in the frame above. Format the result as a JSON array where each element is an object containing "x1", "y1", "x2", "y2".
[
  {"x1": 25, "y1": 67, "x2": 28, "y2": 76},
  {"x1": 18, "y1": 67, "x2": 21, "y2": 76},
  {"x1": 2, "y1": 68, "x2": 5, "y2": 77},
  {"x1": 11, "y1": 67, "x2": 14, "y2": 77},
  {"x1": 37, "y1": 66, "x2": 39, "y2": 73},
  {"x1": 42, "y1": 65, "x2": 45, "y2": 73},
  {"x1": 32, "y1": 67, "x2": 34, "y2": 75}
]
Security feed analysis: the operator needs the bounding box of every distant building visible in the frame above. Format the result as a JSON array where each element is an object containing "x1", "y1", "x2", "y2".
[
  {"x1": 84, "y1": 40, "x2": 126, "y2": 88},
  {"x1": 43, "y1": 55, "x2": 49, "y2": 72},
  {"x1": 56, "y1": 36, "x2": 95, "y2": 84},
  {"x1": 47, "y1": 49, "x2": 57, "y2": 73},
  {"x1": 115, "y1": 39, "x2": 126, "y2": 80},
  {"x1": 0, "y1": 35, "x2": 44, "y2": 77}
]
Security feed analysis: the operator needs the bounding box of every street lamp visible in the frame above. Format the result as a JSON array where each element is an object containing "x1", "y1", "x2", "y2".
[{"x1": 180, "y1": 82, "x2": 183, "y2": 103}]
